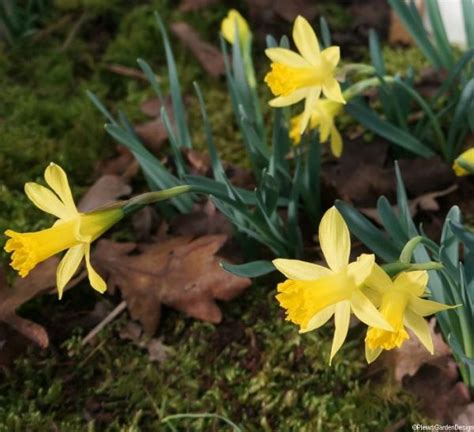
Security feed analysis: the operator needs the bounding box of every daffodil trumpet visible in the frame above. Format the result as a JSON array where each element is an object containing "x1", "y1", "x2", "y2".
[{"x1": 4, "y1": 163, "x2": 192, "y2": 299}]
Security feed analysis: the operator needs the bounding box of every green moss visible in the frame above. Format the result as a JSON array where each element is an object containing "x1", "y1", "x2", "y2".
[
  {"x1": 382, "y1": 46, "x2": 431, "y2": 77},
  {"x1": 0, "y1": 286, "x2": 426, "y2": 431}
]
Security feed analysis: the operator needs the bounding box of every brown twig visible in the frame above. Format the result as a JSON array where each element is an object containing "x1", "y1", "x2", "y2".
[{"x1": 81, "y1": 300, "x2": 127, "y2": 346}]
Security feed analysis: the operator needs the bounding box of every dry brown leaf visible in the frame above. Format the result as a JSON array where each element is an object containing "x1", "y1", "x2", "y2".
[
  {"x1": 140, "y1": 96, "x2": 174, "y2": 119},
  {"x1": 388, "y1": 0, "x2": 424, "y2": 45},
  {"x1": 132, "y1": 206, "x2": 160, "y2": 240},
  {"x1": 93, "y1": 236, "x2": 251, "y2": 334},
  {"x1": 98, "y1": 146, "x2": 137, "y2": 178},
  {"x1": 452, "y1": 403, "x2": 474, "y2": 426},
  {"x1": 383, "y1": 319, "x2": 451, "y2": 382},
  {"x1": 134, "y1": 119, "x2": 168, "y2": 154},
  {"x1": 170, "y1": 22, "x2": 225, "y2": 77},
  {"x1": 147, "y1": 338, "x2": 171, "y2": 363},
  {"x1": 77, "y1": 175, "x2": 132, "y2": 212},
  {"x1": 179, "y1": 0, "x2": 218, "y2": 12},
  {"x1": 360, "y1": 184, "x2": 458, "y2": 225},
  {"x1": 274, "y1": 0, "x2": 316, "y2": 22},
  {"x1": 170, "y1": 199, "x2": 233, "y2": 238},
  {"x1": 0, "y1": 260, "x2": 85, "y2": 347},
  {"x1": 379, "y1": 319, "x2": 471, "y2": 422}
]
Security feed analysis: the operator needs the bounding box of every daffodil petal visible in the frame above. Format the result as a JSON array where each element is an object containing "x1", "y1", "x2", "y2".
[
  {"x1": 84, "y1": 244, "x2": 107, "y2": 294},
  {"x1": 301, "y1": 305, "x2": 335, "y2": 333},
  {"x1": 299, "y1": 87, "x2": 321, "y2": 134},
  {"x1": 25, "y1": 182, "x2": 71, "y2": 219},
  {"x1": 408, "y1": 295, "x2": 455, "y2": 317},
  {"x1": 329, "y1": 300, "x2": 351, "y2": 364},
  {"x1": 322, "y1": 78, "x2": 345, "y2": 104},
  {"x1": 330, "y1": 125, "x2": 343, "y2": 158},
  {"x1": 319, "y1": 206, "x2": 350, "y2": 271},
  {"x1": 272, "y1": 258, "x2": 331, "y2": 280},
  {"x1": 365, "y1": 344, "x2": 383, "y2": 364},
  {"x1": 56, "y1": 244, "x2": 85, "y2": 300},
  {"x1": 268, "y1": 88, "x2": 308, "y2": 107},
  {"x1": 318, "y1": 116, "x2": 332, "y2": 142},
  {"x1": 351, "y1": 290, "x2": 392, "y2": 330},
  {"x1": 292, "y1": 15, "x2": 320, "y2": 65},
  {"x1": 265, "y1": 48, "x2": 308, "y2": 67},
  {"x1": 364, "y1": 263, "x2": 393, "y2": 293},
  {"x1": 404, "y1": 309, "x2": 434, "y2": 353},
  {"x1": 320, "y1": 46, "x2": 340, "y2": 67},
  {"x1": 44, "y1": 163, "x2": 78, "y2": 216},
  {"x1": 394, "y1": 271, "x2": 428, "y2": 296},
  {"x1": 347, "y1": 254, "x2": 375, "y2": 286}
]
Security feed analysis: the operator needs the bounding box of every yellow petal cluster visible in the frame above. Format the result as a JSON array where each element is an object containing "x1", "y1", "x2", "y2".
[
  {"x1": 290, "y1": 99, "x2": 344, "y2": 157},
  {"x1": 362, "y1": 265, "x2": 454, "y2": 363},
  {"x1": 273, "y1": 207, "x2": 391, "y2": 363},
  {"x1": 453, "y1": 147, "x2": 474, "y2": 176},
  {"x1": 264, "y1": 16, "x2": 345, "y2": 135},
  {"x1": 4, "y1": 163, "x2": 123, "y2": 298}
]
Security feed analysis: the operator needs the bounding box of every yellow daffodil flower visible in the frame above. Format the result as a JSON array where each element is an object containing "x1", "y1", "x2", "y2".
[
  {"x1": 221, "y1": 9, "x2": 251, "y2": 49},
  {"x1": 290, "y1": 99, "x2": 344, "y2": 157},
  {"x1": 4, "y1": 163, "x2": 123, "y2": 299},
  {"x1": 264, "y1": 15, "x2": 345, "y2": 134},
  {"x1": 273, "y1": 207, "x2": 392, "y2": 364},
  {"x1": 453, "y1": 147, "x2": 474, "y2": 176},
  {"x1": 363, "y1": 265, "x2": 455, "y2": 363}
]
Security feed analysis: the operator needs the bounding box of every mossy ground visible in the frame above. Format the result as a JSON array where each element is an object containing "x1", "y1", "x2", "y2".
[
  {"x1": 0, "y1": 1, "x2": 431, "y2": 430},
  {"x1": 0, "y1": 284, "x2": 426, "y2": 431}
]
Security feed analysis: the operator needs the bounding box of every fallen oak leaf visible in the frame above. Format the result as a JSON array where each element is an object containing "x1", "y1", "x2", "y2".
[
  {"x1": 134, "y1": 119, "x2": 169, "y2": 155},
  {"x1": 170, "y1": 22, "x2": 225, "y2": 77},
  {"x1": 359, "y1": 184, "x2": 458, "y2": 225},
  {"x1": 92, "y1": 236, "x2": 251, "y2": 334},
  {"x1": 0, "y1": 260, "x2": 85, "y2": 348}
]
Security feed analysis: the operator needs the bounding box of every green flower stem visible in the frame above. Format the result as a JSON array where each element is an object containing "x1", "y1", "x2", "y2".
[
  {"x1": 122, "y1": 185, "x2": 192, "y2": 216},
  {"x1": 342, "y1": 76, "x2": 395, "y2": 101},
  {"x1": 399, "y1": 236, "x2": 424, "y2": 263},
  {"x1": 382, "y1": 261, "x2": 444, "y2": 277}
]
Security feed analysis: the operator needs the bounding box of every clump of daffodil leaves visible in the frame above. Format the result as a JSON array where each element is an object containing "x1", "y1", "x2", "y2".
[{"x1": 2, "y1": 11, "x2": 459, "y2": 374}]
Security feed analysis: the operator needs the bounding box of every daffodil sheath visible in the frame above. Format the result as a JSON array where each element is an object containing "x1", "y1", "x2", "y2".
[{"x1": 4, "y1": 163, "x2": 191, "y2": 299}]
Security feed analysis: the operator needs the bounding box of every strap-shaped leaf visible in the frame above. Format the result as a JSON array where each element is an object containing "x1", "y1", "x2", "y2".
[
  {"x1": 335, "y1": 200, "x2": 399, "y2": 262},
  {"x1": 220, "y1": 260, "x2": 276, "y2": 278},
  {"x1": 155, "y1": 12, "x2": 192, "y2": 149},
  {"x1": 346, "y1": 101, "x2": 434, "y2": 157}
]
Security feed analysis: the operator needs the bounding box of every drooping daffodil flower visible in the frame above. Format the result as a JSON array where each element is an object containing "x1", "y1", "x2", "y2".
[
  {"x1": 363, "y1": 265, "x2": 455, "y2": 363},
  {"x1": 453, "y1": 147, "x2": 474, "y2": 176},
  {"x1": 273, "y1": 207, "x2": 392, "y2": 364},
  {"x1": 289, "y1": 99, "x2": 344, "y2": 157},
  {"x1": 4, "y1": 163, "x2": 123, "y2": 298},
  {"x1": 264, "y1": 15, "x2": 345, "y2": 135}
]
